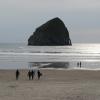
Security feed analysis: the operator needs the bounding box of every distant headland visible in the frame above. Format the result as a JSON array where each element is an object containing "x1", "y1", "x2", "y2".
[{"x1": 28, "y1": 17, "x2": 72, "y2": 46}]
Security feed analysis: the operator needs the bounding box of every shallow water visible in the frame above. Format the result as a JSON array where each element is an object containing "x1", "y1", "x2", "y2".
[{"x1": 0, "y1": 43, "x2": 100, "y2": 69}]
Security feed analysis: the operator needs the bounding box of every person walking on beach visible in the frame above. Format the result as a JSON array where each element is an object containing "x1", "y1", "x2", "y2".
[
  {"x1": 27, "y1": 70, "x2": 31, "y2": 80},
  {"x1": 16, "y1": 69, "x2": 20, "y2": 80},
  {"x1": 37, "y1": 70, "x2": 42, "y2": 80},
  {"x1": 77, "y1": 62, "x2": 79, "y2": 67},
  {"x1": 31, "y1": 70, "x2": 35, "y2": 80},
  {"x1": 80, "y1": 62, "x2": 82, "y2": 68}
]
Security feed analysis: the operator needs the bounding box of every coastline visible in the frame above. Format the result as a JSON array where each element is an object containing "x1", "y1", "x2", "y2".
[{"x1": 0, "y1": 69, "x2": 100, "y2": 100}]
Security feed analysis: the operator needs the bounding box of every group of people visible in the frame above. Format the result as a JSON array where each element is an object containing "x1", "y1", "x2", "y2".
[
  {"x1": 16, "y1": 69, "x2": 42, "y2": 80},
  {"x1": 77, "y1": 62, "x2": 82, "y2": 68},
  {"x1": 27, "y1": 70, "x2": 42, "y2": 80}
]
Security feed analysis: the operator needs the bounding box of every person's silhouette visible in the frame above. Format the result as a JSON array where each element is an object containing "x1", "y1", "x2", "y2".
[
  {"x1": 77, "y1": 62, "x2": 79, "y2": 67},
  {"x1": 16, "y1": 69, "x2": 20, "y2": 80},
  {"x1": 37, "y1": 70, "x2": 42, "y2": 80},
  {"x1": 31, "y1": 70, "x2": 35, "y2": 80},
  {"x1": 80, "y1": 62, "x2": 82, "y2": 68},
  {"x1": 28, "y1": 70, "x2": 31, "y2": 80}
]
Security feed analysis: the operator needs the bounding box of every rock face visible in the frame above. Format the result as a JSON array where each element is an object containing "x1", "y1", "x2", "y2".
[{"x1": 28, "y1": 17, "x2": 72, "y2": 46}]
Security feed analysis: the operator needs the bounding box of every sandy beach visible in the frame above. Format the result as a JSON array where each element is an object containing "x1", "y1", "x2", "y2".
[{"x1": 0, "y1": 69, "x2": 100, "y2": 100}]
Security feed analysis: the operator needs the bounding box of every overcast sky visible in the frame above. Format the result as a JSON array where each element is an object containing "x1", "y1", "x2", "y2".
[{"x1": 0, "y1": 0, "x2": 100, "y2": 43}]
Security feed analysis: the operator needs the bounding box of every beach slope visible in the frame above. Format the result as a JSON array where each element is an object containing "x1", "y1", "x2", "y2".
[{"x1": 0, "y1": 69, "x2": 100, "y2": 100}]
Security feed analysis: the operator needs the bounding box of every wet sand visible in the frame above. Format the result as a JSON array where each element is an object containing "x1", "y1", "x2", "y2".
[{"x1": 0, "y1": 69, "x2": 100, "y2": 100}]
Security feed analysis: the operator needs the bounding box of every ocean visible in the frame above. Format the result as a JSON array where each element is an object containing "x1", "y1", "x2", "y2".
[{"x1": 0, "y1": 43, "x2": 100, "y2": 70}]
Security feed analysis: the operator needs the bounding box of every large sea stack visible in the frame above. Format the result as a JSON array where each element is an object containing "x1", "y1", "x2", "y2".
[{"x1": 28, "y1": 17, "x2": 72, "y2": 46}]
